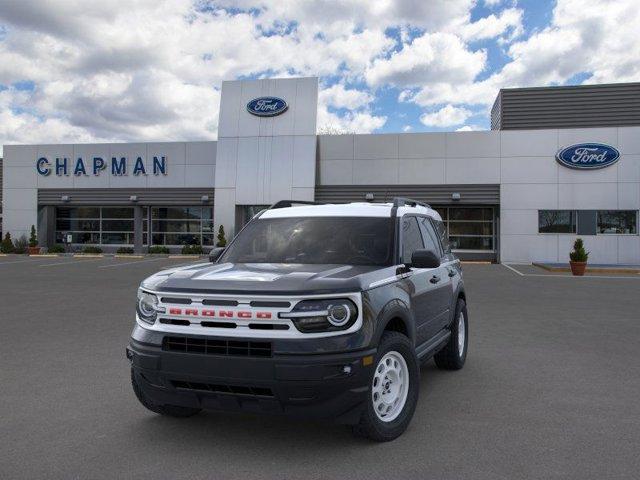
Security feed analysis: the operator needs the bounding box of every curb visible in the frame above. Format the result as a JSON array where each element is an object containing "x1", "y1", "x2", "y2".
[
  {"x1": 30, "y1": 254, "x2": 59, "y2": 257},
  {"x1": 114, "y1": 254, "x2": 145, "y2": 259},
  {"x1": 73, "y1": 254, "x2": 105, "y2": 258},
  {"x1": 533, "y1": 262, "x2": 640, "y2": 275},
  {"x1": 168, "y1": 255, "x2": 202, "y2": 259}
]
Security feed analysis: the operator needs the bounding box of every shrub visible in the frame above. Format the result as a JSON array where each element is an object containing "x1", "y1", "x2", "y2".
[
  {"x1": 216, "y1": 225, "x2": 227, "y2": 247},
  {"x1": 82, "y1": 246, "x2": 103, "y2": 254},
  {"x1": 569, "y1": 238, "x2": 589, "y2": 262},
  {"x1": 29, "y1": 225, "x2": 38, "y2": 247},
  {"x1": 48, "y1": 244, "x2": 66, "y2": 254},
  {"x1": 181, "y1": 244, "x2": 204, "y2": 255},
  {"x1": 116, "y1": 247, "x2": 135, "y2": 254},
  {"x1": 148, "y1": 245, "x2": 170, "y2": 254},
  {"x1": 1, "y1": 233, "x2": 14, "y2": 253},
  {"x1": 13, "y1": 235, "x2": 28, "y2": 254}
]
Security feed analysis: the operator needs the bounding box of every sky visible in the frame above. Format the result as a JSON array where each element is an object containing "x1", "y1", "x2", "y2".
[{"x1": 0, "y1": 0, "x2": 639, "y2": 154}]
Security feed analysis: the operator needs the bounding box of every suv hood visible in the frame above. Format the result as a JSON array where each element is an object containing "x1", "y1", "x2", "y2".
[{"x1": 141, "y1": 262, "x2": 392, "y2": 295}]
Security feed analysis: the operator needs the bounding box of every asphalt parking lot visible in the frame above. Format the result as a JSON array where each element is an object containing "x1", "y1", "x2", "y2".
[{"x1": 1, "y1": 256, "x2": 639, "y2": 479}]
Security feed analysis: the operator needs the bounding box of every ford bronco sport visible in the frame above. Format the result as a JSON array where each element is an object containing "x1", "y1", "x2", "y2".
[{"x1": 127, "y1": 198, "x2": 468, "y2": 441}]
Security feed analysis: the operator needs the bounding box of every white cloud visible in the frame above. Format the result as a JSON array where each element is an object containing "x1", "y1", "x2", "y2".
[
  {"x1": 456, "y1": 124, "x2": 484, "y2": 131},
  {"x1": 317, "y1": 107, "x2": 387, "y2": 134},
  {"x1": 458, "y1": 7, "x2": 523, "y2": 42},
  {"x1": 402, "y1": 125, "x2": 412, "y2": 132},
  {"x1": 319, "y1": 84, "x2": 373, "y2": 110},
  {"x1": 366, "y1": 32, "x2": 486, "y2": 87},
  {"x1": 420, "y1": 105, "x2": 472, "y2": 127}
]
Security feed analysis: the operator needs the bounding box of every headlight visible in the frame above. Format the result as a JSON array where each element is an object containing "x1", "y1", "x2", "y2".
[
  {"x1": 136, "y1": 289, "x2": 162, "y2": 324},
  {"x1": 280, "y1": 298, "x2": 358, "y2": 333}
]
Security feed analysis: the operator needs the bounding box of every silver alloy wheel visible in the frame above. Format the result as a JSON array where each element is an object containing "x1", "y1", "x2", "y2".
[
  {"x1": 372, "y1": 351, "x2": 409, "y2": 422},
  {"x1": 458, "y1": 310, "x2": 466, "y2": 357}
]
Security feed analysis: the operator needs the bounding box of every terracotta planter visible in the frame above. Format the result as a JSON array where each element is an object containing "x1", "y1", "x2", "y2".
[
  {"x1": 569, "y1": 261, "x2": 587, "y2": 276},
  {"x1": 27, "y1": 246, "x2": 41, "y2": 255}
]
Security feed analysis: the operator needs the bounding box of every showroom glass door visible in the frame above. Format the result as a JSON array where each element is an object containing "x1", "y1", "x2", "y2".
[{"x1": 432, "y1": 206, "x2": 496, "y2": 256}]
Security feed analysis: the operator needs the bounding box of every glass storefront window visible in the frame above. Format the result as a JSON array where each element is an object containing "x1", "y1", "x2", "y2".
[
  {"x1": 55, "y1": 206, "x2": 143, "y2": 245},
  {"x1": 150, "y1": 206, "x2": 215, "y2": 246},
  {"x1": 538, "y1": 210, "x2": 577, "y2": 233},
  {"x1": 597, "y1": 211, "x2": 638, "y2": 234}
]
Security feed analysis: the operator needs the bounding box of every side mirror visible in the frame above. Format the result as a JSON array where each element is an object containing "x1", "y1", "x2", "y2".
[
  {"x1": 209, "y1": 247, "x2": 225, "y2": 263},
  {"x1": 410, "y1": 249, "x2": 440, "y2": 269}
]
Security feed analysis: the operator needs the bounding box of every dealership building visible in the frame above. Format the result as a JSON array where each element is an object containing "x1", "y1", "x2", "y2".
[{"x1": 1, "y1": 78, "x2": 639, "y2": 264}]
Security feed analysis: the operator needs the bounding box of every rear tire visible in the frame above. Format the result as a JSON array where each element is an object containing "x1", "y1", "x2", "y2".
[
  {"x1": 352, "y1": 331, "x2": 419, "y2": 442},
  {"x1": 131, "y1": 368, "x2": 201, "y2": 418},
  {"x1": 434, "y1": 298, "x2": 468, "y2": 370}
]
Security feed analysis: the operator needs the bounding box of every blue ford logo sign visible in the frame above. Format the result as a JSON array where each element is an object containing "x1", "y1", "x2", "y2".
[
  {"x1": 247, "y1": 97, "x2": 288, "y2": 117},
  {"x1": 556, "y1": 143, "x2": 620, "y2": 170}
]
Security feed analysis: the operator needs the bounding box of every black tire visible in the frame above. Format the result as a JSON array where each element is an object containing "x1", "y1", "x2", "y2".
[
  {"x1": 131, "y1": 368, "x2": 201, "y2": 418},
  {"x1": 434, "y1": 298, "x2": 468, "y2": 370},
  {"x1": 352, "y1": 331, "x2": 420, "y2": 442}
]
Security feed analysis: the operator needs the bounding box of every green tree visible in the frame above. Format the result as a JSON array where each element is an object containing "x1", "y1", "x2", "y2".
[
  {"x1": 216, "y1": 225, "x2": 227, "y2": 247},
  {"x1": 29, "y1": 225, "x2": 38, "y2": 247},
  {"x1": 1, "y1": 232, "x2": 15, "y2": 253}
]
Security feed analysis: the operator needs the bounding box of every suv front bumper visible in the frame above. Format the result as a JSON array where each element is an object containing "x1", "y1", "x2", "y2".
[{"x1": 128, "y1": 337, "x2": 376, "y2": 424}]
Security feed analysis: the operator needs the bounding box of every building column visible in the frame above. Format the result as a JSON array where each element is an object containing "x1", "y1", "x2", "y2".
[
  {"x1": 133, "y1": 206, "x2": 144, "y2": 253},
  {"x1": 37, "y1": 206, "x2": 56, "y2": 248}
]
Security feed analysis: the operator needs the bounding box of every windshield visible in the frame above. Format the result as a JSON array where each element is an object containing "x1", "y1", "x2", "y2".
[{"x1": 220, "y1": 216, "x2": 394, "y2": 266}]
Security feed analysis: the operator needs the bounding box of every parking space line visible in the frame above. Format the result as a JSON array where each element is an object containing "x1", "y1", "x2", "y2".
[
  {"x1": 98, "y1": 257, "x2": 167, "y2": 269},
  {"x1": 39, "y1": 258, "x2": 106, "y2": 267},
  {"x1": 502, "y1": 263, "x2": 525, "y2": 276}
]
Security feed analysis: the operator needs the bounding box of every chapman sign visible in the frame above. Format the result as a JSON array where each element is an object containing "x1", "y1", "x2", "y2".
[
  {"x1": 36, "y1": 156, "x2": 168, "y2": 177},
  {"x1": 556, "y1": 143, "x2": 620, "y2": 170},
  {"x1": 246, "y1": 97, "x2": 288, "y2": 117}
]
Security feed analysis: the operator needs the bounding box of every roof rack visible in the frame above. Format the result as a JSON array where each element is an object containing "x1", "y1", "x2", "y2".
[
  {"x1": 391, "y1": 197, "x2": 431, "y2": 209},
  {"x1": 269, "y1": 200, "x2": 322, "y2": 210}
]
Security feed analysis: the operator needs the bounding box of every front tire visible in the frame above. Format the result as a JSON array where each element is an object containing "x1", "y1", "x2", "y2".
[
  {"x1": 131, "y1": 368, "x2": 202, "y2": 418},
  {"x1": 352, "y1": 331, "x2": 419, "y2": 442},
  {"x1": 434, "y1": 298, "x2": 468, "y2": 370}
]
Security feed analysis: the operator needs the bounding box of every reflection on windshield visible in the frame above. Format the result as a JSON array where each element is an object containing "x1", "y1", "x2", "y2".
[{"x1": 220, "y1": 217, "x2": 393, "y2": 266}]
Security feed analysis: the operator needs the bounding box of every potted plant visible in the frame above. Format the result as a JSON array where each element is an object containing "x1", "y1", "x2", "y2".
[
  {"x1": 28, "y1": 225, "x2": 40, "y2": 255},
  {"x1": 569, "y1": 238, "x2": 589, "y2": 276}
]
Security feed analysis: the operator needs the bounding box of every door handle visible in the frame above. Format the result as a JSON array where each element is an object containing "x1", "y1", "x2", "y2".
[{"x1": 429, "y1": 275, "x2": 441, "y2": 284}]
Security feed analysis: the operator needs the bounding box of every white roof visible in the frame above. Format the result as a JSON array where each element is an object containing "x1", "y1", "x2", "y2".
[{"x1": 259, "y1": 202, "x2": 442, "y2": 221}]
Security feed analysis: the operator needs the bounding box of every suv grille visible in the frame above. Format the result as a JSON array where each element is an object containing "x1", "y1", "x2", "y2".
[
  {"x1": 171, "y1": 380, "x2": 274, "y2": 397},
  {"x1": 163, "y1": 336, "x2": 272, "y2": 357}
]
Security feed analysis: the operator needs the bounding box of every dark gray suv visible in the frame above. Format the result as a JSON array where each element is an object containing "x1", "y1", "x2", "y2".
[{"x1": 127, "y1": 198, "x2": 468, "y2": 441}]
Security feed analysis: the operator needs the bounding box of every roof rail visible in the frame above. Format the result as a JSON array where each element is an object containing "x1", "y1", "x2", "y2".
[
  {"x1": 269, "y1": 200, "x2": 322, "y2": 210},
  {"x1": 391, "y1": 197, "x2": 431, "y2": 209}
]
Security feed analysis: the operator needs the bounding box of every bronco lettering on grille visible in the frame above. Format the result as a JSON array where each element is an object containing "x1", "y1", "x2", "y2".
[{"x1": 167, "y1": 308, "x2": 272, "y2": 319}]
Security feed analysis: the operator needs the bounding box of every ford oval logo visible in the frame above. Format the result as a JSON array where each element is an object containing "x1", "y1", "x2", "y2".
[
  {"x1": 246, "y1": 97, "x2": 288, "y2": 117},
  {"x1": 556, "y1": 143, "x2": 620, "y2": 170}
]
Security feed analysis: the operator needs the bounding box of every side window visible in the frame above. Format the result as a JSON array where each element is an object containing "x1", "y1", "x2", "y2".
[
  {"x1": 418, "y1": 217, "x2": 442, "y2": 256},
  {"x1": 401, "y1": 216, "x2": 424, "y2": 264},
  {"x1": 434, "y1": 219, "x2": 451, "y2": 254}
]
